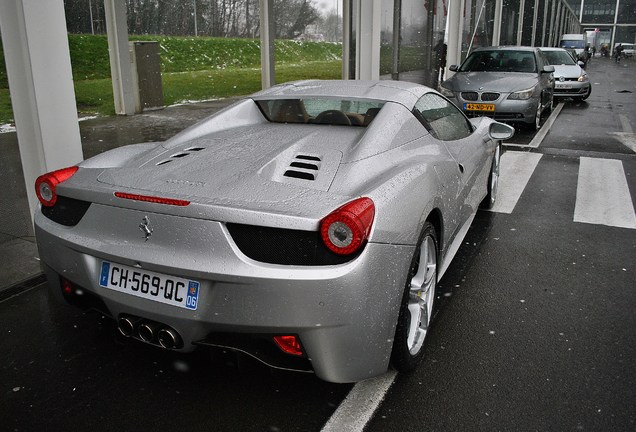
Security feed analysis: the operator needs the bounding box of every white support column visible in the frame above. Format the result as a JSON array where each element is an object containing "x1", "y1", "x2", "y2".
[
  {"x1": 541, "y1": 0, "x2": 550, "y2": 47},
  {"x1": 531, "y1": 0, "x2": 539, "y2": 46},
  {"x1": 342, "y1": 0, "x2": 351, "y2": 79},
  {"x1": 492, "y1": 0, "x2": 503, "y2": 46},
  {"x1": 104, "y1": 0, "x2": 136, "y2": 115},
  {"x1": 516, "y1": 0, "x2": 525, "y2": 46},
  {"x1": 549, "y1": 1, "x2": 559, "y2": 46},
  {"x1": 355, "y1": 0, "x2": 381, "y2": 80},
  {"x1": 0, "y1": 0, "x2": 83, "y2": 226},
  {"x1": 446, "y1": 0, "x2": 465, "y2": 77},
  {"x1": 260, "y1": 0, "x2": 276, "y2": 88}
]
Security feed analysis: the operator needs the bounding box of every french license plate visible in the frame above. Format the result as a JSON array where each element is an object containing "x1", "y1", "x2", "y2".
[
  {"x1": 99, "y1": 261, "x2": 200, "y2": 310},
  {"x1": 464, "y1": 103, "x2": 495, "y2": 112}
]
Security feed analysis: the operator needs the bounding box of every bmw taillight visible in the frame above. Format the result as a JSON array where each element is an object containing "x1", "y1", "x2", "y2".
[
  {"x1": 320, "y1": 197, "x2": 375, "y2": 255},
  {"x1": 35, "y1": 166, "x2": 78, "y2": 207}
]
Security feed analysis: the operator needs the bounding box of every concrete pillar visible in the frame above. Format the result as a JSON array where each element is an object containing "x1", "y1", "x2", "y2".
[
  {"x1": 260, "y1": 0, "x2": 276, "y2": 88},
  {"x1": 355, "y1": 0, "x2": 381, "y2": 80},
  {"x1": 517, "y1": 0, "x2": 526, "y2": 46},
  {"x1": 492, "y1": 0, "x2": 503, "y2": 46},
  {"x1": 342, "y1": 0, "x2": 352, "y2": 79},
  {"x1": 0, "y1": 0, "x2": 83, "y2": 227},
  {"x1": 531, "y1": 0, "x2": 539, "y2": 46},
  {"x1": 104, "y1": 0, "x2": 136, "y2": 115},
  {"x1": 446, "y1": 0, "x2": 465, "y2": 76}
]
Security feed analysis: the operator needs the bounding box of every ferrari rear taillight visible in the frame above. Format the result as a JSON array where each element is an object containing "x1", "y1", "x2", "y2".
[
  {"x1": 35, "y1": 166, "x2": 78, "y2": 207},
  {"x1": 320, "y1": 197, "x2": 375, "y2": 255}
]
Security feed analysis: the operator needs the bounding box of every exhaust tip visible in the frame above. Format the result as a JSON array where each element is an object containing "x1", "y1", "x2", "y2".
[
  {"x1": 158, "y1": 328, "x2": 182, "y2": 350},
  {"x1": 117, "y1": 316, "x2": 135, "y2": 337},
  {"x1": 138, "y1": 322, "x2": 157, "y2": 343}
]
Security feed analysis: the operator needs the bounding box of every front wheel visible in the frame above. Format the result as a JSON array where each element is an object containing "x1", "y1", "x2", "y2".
[
  {"x1": 391, "y1": 222, "x2": 438, "y2": 372},
  {"x1": 581, "y1": 86, "x2": 592, "y2": 101},
  {"x1": 481, "y1": 144, "x2": 501, "y2": 209}
]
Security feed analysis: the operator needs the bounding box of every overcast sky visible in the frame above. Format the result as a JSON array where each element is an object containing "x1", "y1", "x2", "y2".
[{"x1": 315, "y1": 0, "x2": 340, "y2": 15}]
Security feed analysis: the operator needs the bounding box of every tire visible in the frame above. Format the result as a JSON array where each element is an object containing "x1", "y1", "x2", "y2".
[
  {"x1": 391, "y1": 222, "x2": 438, "y2": 373},
  {"x1": 581, "y1": 86, "x2": 591, "y2": 101},
  {"x1": 527, "y1": 101, "x2": 542, "y2": 131},
  {"x1": 481, "y1": 144, "x2": 501, "y2": 209}
]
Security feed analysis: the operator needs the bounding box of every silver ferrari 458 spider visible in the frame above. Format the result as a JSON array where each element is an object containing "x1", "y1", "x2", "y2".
[{"x1": 35, "y1": 80, "x2": 514, "y2": 383}]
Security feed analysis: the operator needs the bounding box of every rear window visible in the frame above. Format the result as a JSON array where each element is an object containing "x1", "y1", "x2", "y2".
[{"x1": 255, "y1": 98, "x2": 385, "y2": 127}]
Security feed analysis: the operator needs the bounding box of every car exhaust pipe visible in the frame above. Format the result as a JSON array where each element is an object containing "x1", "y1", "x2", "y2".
[
  {"x1": 138, "y1": 321, "x2": 159, "y2": 343},
  {"x1": 117, "y1": 315, "x2": 136, "y2": 337},
  {"x1": 157, "y1": 327, "x2": 182, "y2": 350}
]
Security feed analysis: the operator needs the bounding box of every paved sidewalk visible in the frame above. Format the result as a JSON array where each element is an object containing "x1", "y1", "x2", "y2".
[{"x1": 0, "y1": 98, "x2": 237, "y2": 293}]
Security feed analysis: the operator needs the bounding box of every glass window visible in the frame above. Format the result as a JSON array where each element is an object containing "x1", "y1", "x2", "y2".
[
  {"x1": 542, "y1": 50, "x2": 576, "y2": 66},
  {"x1": 413, "y1": 93, "x2": 472, "y2": 141},
  {"x1": 459, "y1": 50, "x2": 536, "y2": 73},
  {"x1": 255, "y1": 98, "x2": 385, "y2": 127}
]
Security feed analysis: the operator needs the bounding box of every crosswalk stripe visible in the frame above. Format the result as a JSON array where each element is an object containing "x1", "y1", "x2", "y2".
[
  {"x1": 574, "y1": 158, "x2": 636, "y2": 229},
  {"x1": 488, "y1": 151, "x2": 542, "y2": 214}
]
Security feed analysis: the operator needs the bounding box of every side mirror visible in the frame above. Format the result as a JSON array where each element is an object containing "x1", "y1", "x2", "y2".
[
  {"x1": 488, "y1": 122, "x2": 515, "y2": 141},
  {"x1": 449, "y1": 65, "x2": 458, "y2": 72},
  {"x1": 542, "y1": 65, "x2": 555, "y2": 73},
  {"x1": 577, "y1": 60, "x2": 585, "y2": 67}
]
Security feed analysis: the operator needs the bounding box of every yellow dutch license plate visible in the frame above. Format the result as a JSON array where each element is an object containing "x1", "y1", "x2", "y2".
[{"x1": 464, "y1": 103, "x2": 495, "y2": 112}]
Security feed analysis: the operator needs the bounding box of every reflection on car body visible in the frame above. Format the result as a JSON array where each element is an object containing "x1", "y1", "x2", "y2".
[
  {"x1": 440, "y1": 46, "x2": 555, "y2": 131},
  {"x1": 34, "y1": 80, "x2": 514, "y2": 383}
]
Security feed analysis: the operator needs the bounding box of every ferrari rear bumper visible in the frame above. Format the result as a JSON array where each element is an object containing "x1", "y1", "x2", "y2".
[{"x1": 35, "y1": 205, "x2": 414, "y2": 383}]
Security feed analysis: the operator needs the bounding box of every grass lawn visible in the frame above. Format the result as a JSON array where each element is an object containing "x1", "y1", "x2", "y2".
[
  {"x1": 71, "y1": 60, "x2": 342, "y2": 120},
  {"x1": 0, "y1": 34, "x2": 342, "y2": 124}
]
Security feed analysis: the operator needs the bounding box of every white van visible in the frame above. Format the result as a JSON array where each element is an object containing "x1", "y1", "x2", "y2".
[{"x1": 559, "y1": 34, "x2": 587, "y2": 59}]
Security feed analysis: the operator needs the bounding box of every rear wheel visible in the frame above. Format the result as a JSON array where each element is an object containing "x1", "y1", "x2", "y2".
[{"x1": 391, "y1": 222, "x2": 438, "y2": 372}]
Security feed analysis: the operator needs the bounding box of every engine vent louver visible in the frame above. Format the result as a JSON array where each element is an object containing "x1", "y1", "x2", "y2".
[
  {"x1": 155, "y1": 147, "x2": 206, "y2": 166},
  {"x1": 284, "y1": 154, "x2": 321, "y2": 182}
]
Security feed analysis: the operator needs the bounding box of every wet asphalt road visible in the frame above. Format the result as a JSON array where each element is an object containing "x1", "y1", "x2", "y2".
[{"x1": 1, "y1": 57, "x2": 635, "y2": 431}]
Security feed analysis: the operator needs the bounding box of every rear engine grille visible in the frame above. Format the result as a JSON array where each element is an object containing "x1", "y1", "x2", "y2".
[
  {"x1": 226, "y1": 223, "x2": 362, "y2": 265},
  {"x1": 156, "y1": 146, "x2": 205, "y2": 166},
  {"x1": 41, "y1": 196, "x2": 91, "y2": 226},
  {"x1": 283, "y1": 154, "x2": 321, "y2": 181},
  {"x1": 461, "y1": 92, "x2": 479, "y2": 101}
]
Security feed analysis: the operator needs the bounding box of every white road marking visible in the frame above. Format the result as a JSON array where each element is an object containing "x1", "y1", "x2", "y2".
[
  {"x1": 504, "y1": 102, "x2": 564, "y2": 148},
  {"x1": 619, "y1": 114, "x2": 633, "y2": 133},
  {"x1": 574, "y1": 158, "x2": 636, "y2": 229},
  {"x1": 487, "y1": 152, "x2": 543, "y2": 214},
  {"x1": 607, "y1": 132, "x2": 636, "y2": 153},
  {"x1": 321, "y1": 371, "x2": 397, "y2": 432}
]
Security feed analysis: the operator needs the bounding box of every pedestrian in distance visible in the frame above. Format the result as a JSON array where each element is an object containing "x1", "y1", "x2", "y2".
[{"x1": 614, "y1": 44, "x2": 624, "y2": 63}]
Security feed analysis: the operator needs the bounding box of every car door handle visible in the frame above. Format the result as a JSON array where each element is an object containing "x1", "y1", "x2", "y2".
[{"x1": 458, "y1": 163, "x2": 465, "y2": 174}]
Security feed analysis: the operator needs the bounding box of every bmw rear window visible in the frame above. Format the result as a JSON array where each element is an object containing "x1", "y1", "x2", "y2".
[{"x1": 255, "y1": 98, "x2": 385, "y2": 127}]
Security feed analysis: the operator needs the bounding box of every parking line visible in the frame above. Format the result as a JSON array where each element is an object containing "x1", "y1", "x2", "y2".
[
  {"x1": 574, "y1": 158, "x2": 636, "y2": 229},
  {"x1": 504, "y1": 102, "x2": 564, "y2": 148},
  {"x1": 487, "y1": 152, "x2": 543, "y2": 214},
  {"x1": 321, "y1": 371, "x2": 397, "y2": 432}
]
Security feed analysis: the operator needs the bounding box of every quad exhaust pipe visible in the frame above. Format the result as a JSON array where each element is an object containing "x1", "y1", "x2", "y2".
[{"x1": 117, "y1": 315, "x2": 182, "y2": 349}]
